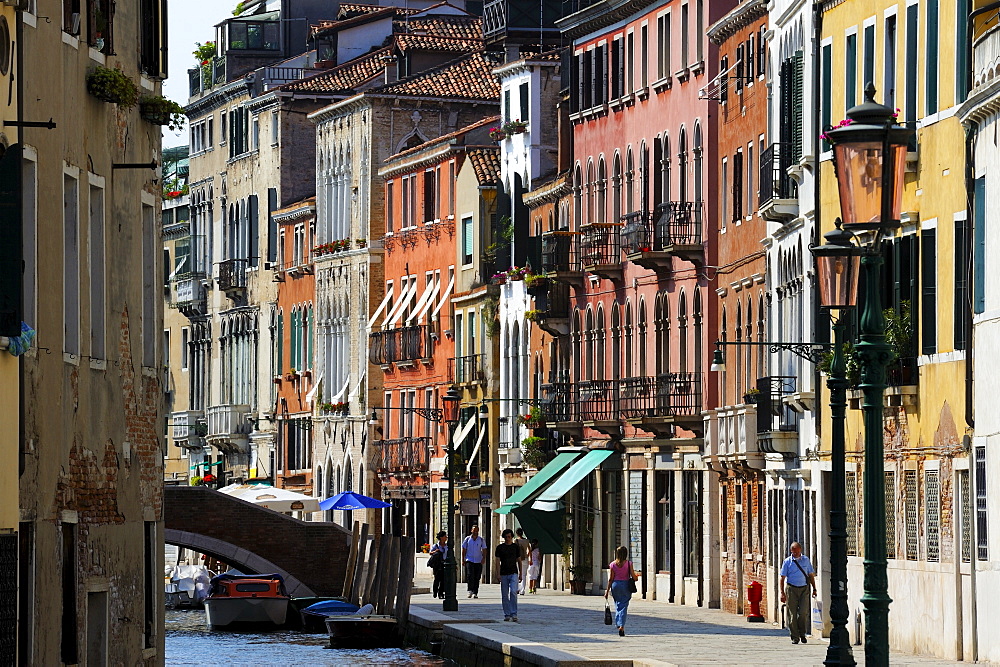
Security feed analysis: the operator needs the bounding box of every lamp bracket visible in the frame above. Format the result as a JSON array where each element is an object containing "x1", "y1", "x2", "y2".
[
  {"x1": 372, "y1": 406, "x2": 444, "y2": 423},
  {"x1": 714, "y1": 340, "x2": 832, "y2": 364}
]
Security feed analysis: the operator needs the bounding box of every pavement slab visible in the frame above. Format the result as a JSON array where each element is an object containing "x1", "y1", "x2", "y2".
[{"x1": 410, "y1": 584, "x2": 961, "y2": 666}]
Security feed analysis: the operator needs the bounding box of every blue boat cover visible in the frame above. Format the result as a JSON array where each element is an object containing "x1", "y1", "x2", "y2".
[{"x1": 302, "y1": 600, "x2": 361, "y2": 615}]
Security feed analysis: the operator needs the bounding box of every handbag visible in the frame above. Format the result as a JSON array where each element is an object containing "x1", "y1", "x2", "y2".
[
  {"x1": 604, "y1": 601, "x2": 613, "y2": 625},
  {"x1": 627, "y1": 578, "x2": 638, "y2": 594}
]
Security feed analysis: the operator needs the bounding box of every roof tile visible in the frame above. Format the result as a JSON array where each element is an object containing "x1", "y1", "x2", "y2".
[
  {"x1": 281, "y1": 47, "x2": 391, "y2": 93},
  {"x1": 467, "y1": 148, "x2": 501, "y2": 186},
  {"x1": 375, "y1": 51, "x2": 502, "y2": 100}
]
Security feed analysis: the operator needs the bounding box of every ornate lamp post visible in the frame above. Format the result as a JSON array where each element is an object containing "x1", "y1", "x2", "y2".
[
  {"x1": 823, "y1": 83, "x2": 914, "y2": 667},
  {"x1": 441, "y1": 387, "x2": 462, "y2": 612},
  {"x1": 812, "y1": 220, "x2": 863, "y2": 666}
]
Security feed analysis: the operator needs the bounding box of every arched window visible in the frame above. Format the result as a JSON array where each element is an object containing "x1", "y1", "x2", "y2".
[
  {"x1": 574, "y1": 164, "x2": 583, "y2": 227},
  {"x1": 316, "y1": 466, "x2": 324, "y2": 499},
  {"x1": 745, "y1": 298, "x2": 753, "y2": 394},
  {"x1": 624, "y1": 301, "x2": 634, "y2": 378},
  {"x1": 758, "y1": 294, "x2": 766, "y2": 378},
  {"x1": 678, "y1": 291, "x2": 688, "y2": 373},
  {"x1": 585, "y1": 308, "x2": 595, "y2": 381},
  {"x1": 694, "y1": 289, "x2": 703, "y2": 378},
  {"x1": 657, "y1": 294, "x2": 671, "y2": 375},
  {"x1": 597, "y1": 157, "x2": 608, "y2": 223},
  {"x1": 735, "y1": 302, "x2": 743, "y2": 397},
  {"x1": 586, "y1": 160, "x2": 596, "y2": 223},
  {"x1": 625, "y1": 148, "x2": 635, "y2": 214},
  {"x1": 611, "y1": 304, "x2": 621, "y2": 379},
  {"x1": 661, "y1": 133, "x2": 671, "y2": 204},
  {"x1": 693, "y1": 122, "x2": 703, "y2": 204},
  {"x1": 613, "y1": 152, "x2": 623, "y2": 222},
  {"x1": 640, "y1": 142, "x2": 650, "y2": 212},
  {"x1": 596, "y1": 306, "x2": 606, "y2": 381},
  {"x1": 678, "y1": 128, "x2": 688, "y2": 203},
  {"x1": 573, "y1": 309, "x2": 582, "y2": 381},
  {"x1": 637, "y1": 298, "x2": 647, "y2": 376}
]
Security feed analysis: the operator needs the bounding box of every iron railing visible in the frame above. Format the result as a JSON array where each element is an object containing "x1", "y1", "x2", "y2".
[
  {"x1": 887, "y1": 356, "x2": 918, "y2": 387},
  {"x1": 619, "y1": 373, "x2": 703, "y2": 418},
  {"x1": 759, "y1": 143, "x2": 798, "y2": 206},
  {"x1": 619, "y1": 210, "x2": 653, "y2": 254},
  {"x1": 755, "y1": 376, "x2": 798, "y2": 433},
  {"x1": 541, "y1": 230, "x2": 580, "y2": 273},
  {"x1": 450, "y1": 354, "x2": 485, "y2": 384},
  {"x1": 578, "y1": 379, "x2": 619, "y2": 421},
  {"x1": 368, "y1": 325, "x2": 433, "y2": 365},
  {"x1": 654, "y1": 201, "x2": 703, "y2": 246},
  {"x1": 376, "y1": 436, "x2": 431, "y2": 473},
  {"x1": 541, "y1": 380, "x2": 578, "y2": 422},
  {"x1": 217, "y1": 258, "x2": 248, "y2": 290},
  {"x1": 580, "y1": 222, "x2": 621, "y2": 266}
]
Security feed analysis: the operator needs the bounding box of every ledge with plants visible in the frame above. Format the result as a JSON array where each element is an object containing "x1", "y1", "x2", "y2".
[
  {"x1": 524, "y1": 309, "x2": 546, "y2": 322},
  {"x1": 521, "y1": 435, "x2": 548, "y2": 469},
  {"x1": 86, "y1": 65, "x2": 139, "y2": 108},
  {"x1": 140, "y1": 95, "x2": 186, "y2": 130},
  {"x1": 518, "y1": 406, "x2": 545, "y2": 429}
]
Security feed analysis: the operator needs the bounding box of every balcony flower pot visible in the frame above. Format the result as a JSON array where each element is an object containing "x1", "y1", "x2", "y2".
[
  {"x1": 139, "y1": 95, "x2": 186, "y2": 131},
  {"x1": 489, "y1": 127, "x2": 506, "y2": 142},
  {"x1": 524, "y1": 309, "x2": 545, "y2": 323},
  {"x1": 193, "y1": 423, "x2": 208, "y2": 437},
  {"x1": 86, "y1": 65, "x2": 139, "y2": 108},
  {"x1": 524, "y1": 274, "x2": 548, "y2": 289},
  {"x1": 744, "y1": 389, "x2": 760, "y2": 404},
  {"x1": 491, "y1": 273, "x2": 508, "y2": 285},
  {"x1": 502, "y1": 119, "x2": 528, "y2": 135}
]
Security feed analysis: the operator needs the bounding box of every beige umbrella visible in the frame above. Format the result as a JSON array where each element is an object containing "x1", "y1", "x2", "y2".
[{"x1": 217, "y1": 483, "x2": 321, "y2": 513}]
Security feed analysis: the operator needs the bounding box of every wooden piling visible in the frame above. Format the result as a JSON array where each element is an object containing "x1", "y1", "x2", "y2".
[{"x1": 342, "y1": 521, "x2": 362, "y2": 597}]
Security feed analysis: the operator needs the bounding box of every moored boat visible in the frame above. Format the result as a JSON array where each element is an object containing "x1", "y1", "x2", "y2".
[
  {"x1": 204, "y1": 573, "x2": 290, "y2": 629},
  {"x1": 299, "y1": 599, "x2": 361, "y2": 633},
  {"x1": 325, "y1": 608, "x2": 400, "y2": 648}
]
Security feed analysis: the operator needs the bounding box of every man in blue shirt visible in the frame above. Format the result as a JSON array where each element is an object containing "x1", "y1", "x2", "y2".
[
  {"x1": 462, "y1": 524, "x2": 488, "y2": 598},
  {"x1": 779, "y1": 542, "x2": 817, "y2": 644}
]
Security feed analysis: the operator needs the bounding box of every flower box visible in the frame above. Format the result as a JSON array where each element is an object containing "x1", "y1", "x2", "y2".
[{"x1": 86, "y1": 66, "x2": 139, "y2": 108}]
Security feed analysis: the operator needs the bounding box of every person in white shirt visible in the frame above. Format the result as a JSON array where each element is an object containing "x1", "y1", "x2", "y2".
[{"x1": 461, "y1": 524, "x2": 488, "y2": 598}]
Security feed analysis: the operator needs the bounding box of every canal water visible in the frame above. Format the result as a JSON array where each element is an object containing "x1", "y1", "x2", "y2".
[{"x1": 165, "y1": 609, "x2": 450, "y2": 666}]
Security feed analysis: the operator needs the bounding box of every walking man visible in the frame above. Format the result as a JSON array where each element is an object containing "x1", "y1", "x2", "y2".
[
  {"x1": 514, "y1": 528, "x2": 530, "y2": 594},
  {"x1": 462, "y1": 524, "x2": 488, "y2": 599},
  {"x1": 779, "y1": 542, "x2": 817, "y2": 644},
  {"x1": 495, "y1": 529, "x2": 523, "y2": 622}
]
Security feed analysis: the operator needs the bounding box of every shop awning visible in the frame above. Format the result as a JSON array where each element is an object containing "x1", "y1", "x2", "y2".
[
  {"x1": 494, "y1": 451, "x2": 582, "y2": 515},
  {"x1": 512, "y1": 505, "x2": 563, "y2": 554},
  {"x1": 533, "y1": 448, "x2": 616, "y2": 512}
]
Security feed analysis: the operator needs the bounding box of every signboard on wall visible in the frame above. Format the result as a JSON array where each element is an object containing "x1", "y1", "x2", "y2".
[{"x1": 629, "y1": 471, "x2": 644, "y2": 573}]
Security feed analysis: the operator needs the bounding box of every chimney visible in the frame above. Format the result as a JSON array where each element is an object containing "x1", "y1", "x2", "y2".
[
  {"x1": 381, "y1": 55, "x2": 398, "y2": 84},
  {"x1": 505, "y1": 43, "x2": 520, "y2": 64}
]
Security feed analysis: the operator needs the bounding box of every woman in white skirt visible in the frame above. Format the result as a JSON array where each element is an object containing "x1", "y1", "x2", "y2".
[{"x1": 526, "y1": 539, "x2": 541, "y2": 593}]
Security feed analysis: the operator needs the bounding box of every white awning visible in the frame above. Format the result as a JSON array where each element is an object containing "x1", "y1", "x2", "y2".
[
  {"x1": 465, "y1": 424, "x2": 487, "y2": 475},
  {"x1": 384, "y1": 281, "x2": 417, "y2": 329},
  {"x1": 168, "y1": 254, "x2": 189, "y2": 281},
  {"x1": 331, "y1": 379, "x2": 350, "y2": 402},
  {"x1": 305, "y1": 373, "x2": 323, "y2": 403},
  {"x1": 452, "y1": 415, "x2": 476, "y2": 448},
  {"x1": 349, "y1": 364, "x2": 366, "y2": 401},
  {"x1": 429, "y1": 274, "x2": 455, "y2": 322},
  {"x1": 365, "y1": 285, "x2": 394, "y2": 330},
  {"x1": 406, "y1": 277, "x2": 438, "y2": 325},
  {"x1": 412, "y1": 276, "x2": 441, "y2": 325}
]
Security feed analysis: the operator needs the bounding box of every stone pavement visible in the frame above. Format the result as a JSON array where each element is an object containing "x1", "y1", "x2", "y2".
[{"x1": 409, "y1": 581, "x2": 960, "y2": 666}]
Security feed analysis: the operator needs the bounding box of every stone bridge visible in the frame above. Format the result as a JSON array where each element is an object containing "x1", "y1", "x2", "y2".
[{"x1": 164, "y1": 486, "x2": 352, "y2": 597}]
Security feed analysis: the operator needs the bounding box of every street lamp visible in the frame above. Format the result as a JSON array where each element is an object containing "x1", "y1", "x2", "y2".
[
  {"x1": 812, "y1": 220, "x2": 864, "y2": 667},
  {"x1": 441, "y1": 387, "x2": 462, "y2": 612},
  {"x1": 823, "y1": 83, "x2": 914, "y2": 667}
]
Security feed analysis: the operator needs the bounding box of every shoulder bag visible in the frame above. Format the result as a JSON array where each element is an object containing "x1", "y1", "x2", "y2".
[
  {"x1": 604, "y1": 601, "x2": 614, "y2": 625},
  {"x1": 627, "y1": 561, "x2": 638, "y2": 594}
]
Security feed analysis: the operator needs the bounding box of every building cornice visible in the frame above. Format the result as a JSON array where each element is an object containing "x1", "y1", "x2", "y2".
[
  {"x1": 379, "y1": 144, "x2": 459, "y2": 179},
  {"x1": 523, "y1": 174, "x2": 570, "y2": 208},
  {"x1": 959, "y1": 79, "x2": 1000, "y2": 126},
  {"x1": 272, "y1": 203, "x2": 316, "y2": 224},
  {"x1": 707, "y1": 0, "x2": 767, "y2": 44},
  {"x1": 493, "y1": 56, "x2": 560, "y2": 79},
  {"x1": 185, "y1": 79, "x2": 252, "y2": 119},
  {"x1": 556, "y1": 0, "x2": 659, "y2": 40}
]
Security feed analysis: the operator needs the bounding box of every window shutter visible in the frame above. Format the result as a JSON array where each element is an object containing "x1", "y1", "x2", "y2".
[
  {"x1": 248, "y1": 194, "x2": 259, "y2": 267},
  {"x1": 267, "y1": 188, "x2": 277, "y2": 263},
  {"x1": 790, "y1": 51, "x2": 804, "y2": 163},
  {"x1": 921, "y1": 230, "x2": 937, "y2": 355},
  {"x1": 0, "y1": 145, "x2": 23, "y2": 337},
  {"x1": 955, "y1": 219, "x2": 970, "y2": 349},
  {"x1": 975, "y1": 177, "x2": 986, "y2": 314}
]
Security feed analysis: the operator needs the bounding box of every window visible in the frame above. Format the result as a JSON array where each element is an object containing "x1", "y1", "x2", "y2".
[
  {"x1": 779, "y1": 52, "x2": 804, "y2": 162},
  {"x1": 977, "y1": 446, "x2": 987, "y2": 560},
  {"x1": 957, "y1": 0, "x2": 970, "y2": 102},
  {"x1": 746, "y1": 142, "x2": 754, "y2": 215},
  {"x1": 925, "y1": 0, "x2": 939, "y2": 114},
  {"x1": 863, "y1": 23, "x2": 875, "y2": 95},
  {"x1": 139, "y1": 0, "x2": 167, "y2": 77},
  {"x1": 904, "y1": 470, "x2": 918, "y2": 560},
  {"x1": 61, "y1": 521, "x2": 78, "y2": 663},
  {"x1": 181, "y1": 327, "x2": 189, "y2": 370},
  {"x1": 975, "y1": 177, "x2": 986, "y2": 314},
  {"x1": 611, "y1": 37, "x2": 622, "y2": 99},
  {"x1": 462, "y1": 215, "x2": 473, "y2": 265},
  {"x1": 627, "y1": 31, "x2": 634, "y2": 92},
  {"x1": 884, "y1": 14, "x2": 897, "y2": 110},
  {"x1": 519, "y1": 81, "x2": 529, "y2": 122},
  {"x1": 640, "y1": 25, "x2": 648, "y2": 87},
  {"x1": 271, "y1": 110, "x2": 279, "y2": 146},
  {"x1": 87, "y1": 0, "x2": 114, "y2": 53},
  {"x1": 63, "y1": 0, "x2": 81, "y2": 35},
  {"x1": 680, "y1": 4, "x2": 689, "y2": 68},
  {"x1": 23, "y1": 152, "x2": 37, "y2": 329},
  {"x1": 504, "y1": 88, "x2": 511, "y2": 122},
  {"x1": 142, "y1": 202, "x2": 156, "y2": 366},
  {"x1": 386, "y1": 181, "x2": 395, "y2": 234},
  {"x1": 220, "y1": 111, "x2": 227, "y2": 144},
  {"x1": 732, "y1": 150, "x2": 743, "y2": 221},
  {"x1": 251, "y1": 115, "x2": 260, "y2": 151},
  {"x1": 683, "y1": 471, "x2": 701, "y2": 576},
  {"x1": 960, "y1": 469, "x2": 972, "y2": 562},
  {"x1": 921, "y1": 229, "x2": 936, "y2": 355},
  {"x1": 926, "y1": 470, "x2": 940, "y2": 562},
  {"x1": 721, "y1": 158, "x2": 728, "y2": 232},
  {"x1": 423, "y1": 169, "x2": 436, "y2": 223},
  {"x1": 89, "y1": 182, "x2": 105, "y2": 360},
  {"x1": 956, "y1": 217, "x2": 970, "y2": 349},
  {"x1": 735, "y1": 43, "x2": 744, "y2": 94},
  {"x1": 845, "y1": 32, "x2": 857, "y2": 110},
  {"x1": 846, "y1": 472, "x2": 859, "y2": 556},
  {"x1": 757, "y1": 26, "x2": 766, "y2": 77},
  {"x1": 657, "y1": 13, "x2": 671, "y2": 80},
  {"x1": 821, "y1": 43, "x2": 832, "y2": 150},
  {"x1": 885, "y1": 471, "x2": 896, "y2": 559},
  {"x1": 746, "y1": 35, "x2": 755, "y2": 86},
  {"x1": 905, "y1": 4, "x2": 918, "y2": 125},
  {"x1": 695, "y1": 0, "x2": 703, "y2": 63},
  {"x1": 64, "y1": 170, "x2": 80, "y2": 356},
  {"x1": 448, "y1": 161, "x2": 456, "y2": 216}
]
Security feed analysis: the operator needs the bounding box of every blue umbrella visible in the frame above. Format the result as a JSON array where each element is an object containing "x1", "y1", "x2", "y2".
[{"x1": 319, "y1": 491, "x2": 391, "y2": 511}]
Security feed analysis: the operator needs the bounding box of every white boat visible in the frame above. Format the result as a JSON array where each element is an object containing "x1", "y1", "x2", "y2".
[{"x1": 203, "y1": 573, "x2": 290, "y2": 629}]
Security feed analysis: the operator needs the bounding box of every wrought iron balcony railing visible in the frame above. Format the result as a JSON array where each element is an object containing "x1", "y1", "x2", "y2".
[
  {"x1": 541, "y1": 230, "x2": 580, "y2": 273},
  {"x1": 653, "y1": 201, "x2": 703, "y2": 247},
  {"x1": 217, "y1": 258, "x2": 248, "y2": 291},
  {"x1": 450, "y1": 354, "x2": 485, "y2": 385},
  {"x1": 578, "y1": 379, "x2": 619, "y2": 421},
  {"x1": 368, "y1": 325, "x2": 433, "y2": 365},
  {"x1": 376, "y1": 436, "x2": 431, "y2": 473},
  {"x1": 760, "y1": 143, "x2": 798, "y2": 207},
  {"x1": 541, "y1": 380, "x2": 578, "y2": 423},
  {"x1": 755, "y1": 376, "x2": 798, "y2": 433},
  {"x1": 619, "y1": 373, "x2": 703, "y2": 418},
  {"x1": 580, "y1": 222, "x2": 621, "y2": 268}
]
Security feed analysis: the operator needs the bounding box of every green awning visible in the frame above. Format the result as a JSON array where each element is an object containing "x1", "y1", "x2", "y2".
[
  {"x1": 494, "y1": 451, "x2": 582, "y2": 514},
  {"x1": 534, "y1": 448, "x2": 616, "y2": 511},
  {"x1": 512, "y1": 505, "x2": 563, "y2": 554}
]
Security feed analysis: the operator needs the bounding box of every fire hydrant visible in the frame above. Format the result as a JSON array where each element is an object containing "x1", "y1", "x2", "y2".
[{"x1": 746, "y1": 580, "x2": 765, "y2": 623}]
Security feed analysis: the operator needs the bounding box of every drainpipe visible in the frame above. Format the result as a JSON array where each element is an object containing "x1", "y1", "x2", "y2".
[
  {"x1": 811, "y1": 1, "x2": 824, "y2": 443},
  {"x1": 964, "y1": 116, "x2": 979, "y2": 662}
]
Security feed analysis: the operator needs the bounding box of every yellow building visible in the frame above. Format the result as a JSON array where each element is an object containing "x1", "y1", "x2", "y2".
[{"x1": 819, "y1": 0, "x2": 973, "y2": 659}]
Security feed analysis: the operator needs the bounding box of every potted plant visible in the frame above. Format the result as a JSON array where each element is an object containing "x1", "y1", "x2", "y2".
[
  {"x1": 507, "y1": 266, "x2": 528, "y2": 281},
  {"x1": 518, "y1": 406, "x2": 545, "y2": 428},
  {"x1": 567, "y1": 566, "x2": 589, "y2": 595},
  {"x1": 491, "y1": 272, "x2": 508, "y2": 285},
  {"x1": 502, "y1": 119, "x2": 528, "y2": 134},
  {"x1": 521, "y1": 435, "x2": 548, "y2": 469},
  {"x1": 743, "y1": 387, "x2": 760, "y2": 404},
  {"x1": 139, "y1": 95, "x2": 186, "y2": 130},
  {"x1": 488, "y1": 126, "x2": 506, "y2": 142},
  {"x1": 524, "y1": 273, "x2": 548, "y2": 289},
  {"x1": 86, "y1": 65, "x2": 139, "y2": 108},
  {"x1": 285, "y1": 368, "x2": 297, "y2": 382},
  {"x1": 192, "y1": 422, "x2": 209, "y2": 437},
  {"x1": 356, "y1": 238, "x2": 368, "y2": 248},
  {"x1": 189, "y1": 475, "x2": 203, "y2": 486},
  {"x1": 524, "y1": 309, "x2": 545, "y2": 322}
]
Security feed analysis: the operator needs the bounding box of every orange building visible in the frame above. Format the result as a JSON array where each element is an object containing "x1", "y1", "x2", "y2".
[
  {"x1": 372, "y1": 118, "x2": 498, "y2": 544},
  {"x1": 272, "y1": 198, "x2": 317, "y2": 496}
]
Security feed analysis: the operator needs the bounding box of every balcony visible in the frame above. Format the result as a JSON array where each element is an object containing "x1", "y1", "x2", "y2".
[
  {"x1": 375, "y1": 437, "x2": 431, "y2": 475},
  {"x1": 368, "y1": 325, "x2": 433, "y2": 367},
  {"x1": 171, "y1": 410, "x2": 206, "y2": 447},
  {"x1": 541, "y1": 378, "x2": 581, "y2": 435},
  {"x1": 620, "y1": 205, "x2": 703, "y2": 270},
  {"x1": 188, "y1": 55, "x2": 227, "y2": 97},
  {"x1": 217, "y1": 258, "x2": 248, "y2": 292},
  {"x1": 172, "y1": 275, "x2": 207, "y2": 318},
  {"x1": 540, "y1": 230, "x2": 583, "y2": 285},
  {"x1": 482, "y1": 0, "x2": 562, "y2": 48},
  {"x1": 755, "y1": 376, "x2": 799, "y2": 455},
  {"x1": 450, "y1": 354, "x2": 485, "y2": 385},
  {"x1": 580, "y1": 222, "x2": 622, "y2": 280},
  {"x1": 529, "y1": 281, "x2": 571, "y2": 336},
  {"x1": 205, "y1": 404, "x2": 252, "y2": 451},
  {"x1": 620, "y1": 373, "x2": 703, "y2": 438},
  {"x1": 759, "y1": 143, "x2": 799, "y2": 223},
  {"x1": 579, "y1": 379, "x2": 620, "y2": 435}
]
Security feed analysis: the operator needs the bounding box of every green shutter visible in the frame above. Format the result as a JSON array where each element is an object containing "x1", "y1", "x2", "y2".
[
  {"x1": 822, "y1": 45, "x2": 832, "y2": 151},
  {"x1": 846, "y1": 35, "x2": 857, "y2": 110},
  {"x1": 0, "y1": 145, "x2": 23, "y2": 337},
  {"x1": 277, "y1": 313, "x2": 284, "y2": 372},
  {"x1": 974, "y1": 177, "x2": 987, "y2": 314},
  {"x1": 791, "y1": 52, "x2": 804, "y2": 163},
  {"x1": 926, "y1": 0, "x2": 939, "y2": 115}
]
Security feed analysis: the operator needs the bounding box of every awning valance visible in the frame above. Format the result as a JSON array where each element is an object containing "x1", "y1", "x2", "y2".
[
  {"x1": 365, "y1": 285, "x2": 394, "y2": 330},
  {"x1": 406, "y1": 277, "x2": 439, "y2": 325},
  {"x1": 385, "y1": 281, "x2": 417, "y2": 328},
  {"x1": 533, "y1": 448, "x2": 616, "y2": 512},
  {"x1": 429, "y1": 274, "x2": 455, "y2": 321},
  {"x1": 494, "y1": 451, "x2": 582, "y2": 515}
]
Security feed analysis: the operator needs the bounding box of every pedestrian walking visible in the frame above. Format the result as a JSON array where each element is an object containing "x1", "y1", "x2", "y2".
[
  {"x1": 515, "y1": 528, "x2": 530, "y2": 594},
  {"x1": 526, "y1": 539, "x2": 541, "y2": 593},
  {"x1": 428, "y1": 531, "x2": 448, "y2": 599},
  {"x1": 779, "y1": 542, "x2": 817, "y2": 644},
  {"x1": 605, "y1": 545, "x2": 637, "y2": 637},
  {"x1": 495, "y1": 528, "x2": 523, "y2": 622},
  {"x1": 461, "y1": 524, "x2": 488, "y2": 599}
]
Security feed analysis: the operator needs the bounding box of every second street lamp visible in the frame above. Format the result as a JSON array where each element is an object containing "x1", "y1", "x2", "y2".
[
  {"x1": 441, "y1": 387, "x2": 462, "y2": 612},
  {"x1": 812, "y1": 219, "x2": 864, "y2": 667},
  {"x1": 824, "y1": 83, "x2": 914, "y2": 667}
]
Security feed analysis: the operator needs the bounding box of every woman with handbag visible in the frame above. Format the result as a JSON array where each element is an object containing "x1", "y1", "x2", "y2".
[
  {"x1": 428, "y1": 531, "x2": 448, "y2": 599},
  {"x1": 604, "y1": 545, "x2": 638, "y2": 636}
]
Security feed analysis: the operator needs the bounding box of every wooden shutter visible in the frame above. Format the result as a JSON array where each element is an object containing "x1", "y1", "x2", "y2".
[{"x1": 790, "y1": 52, "x2": 803, "y2": 162}]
